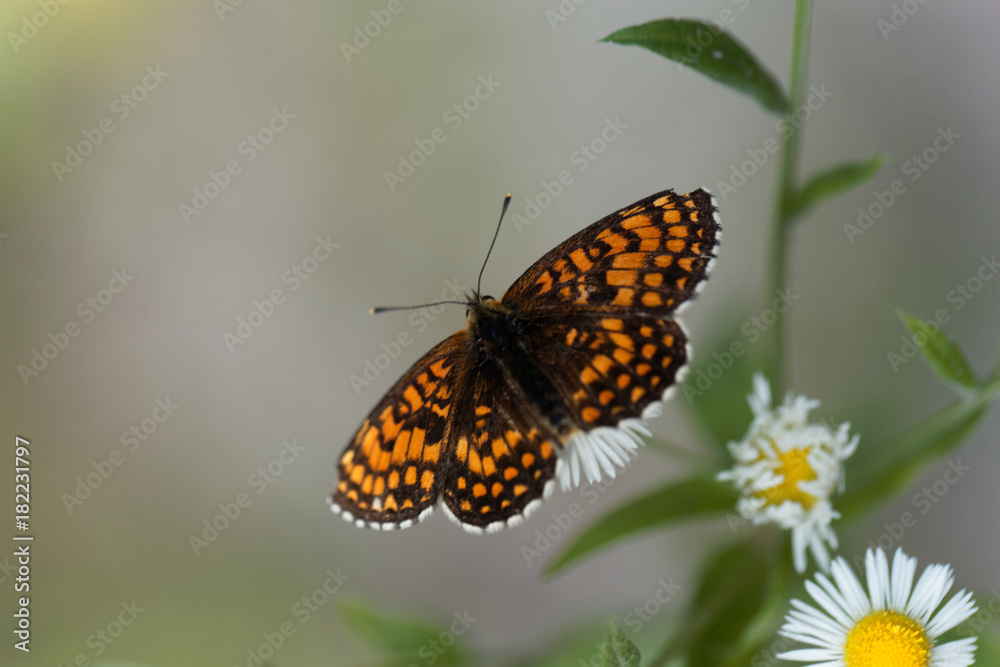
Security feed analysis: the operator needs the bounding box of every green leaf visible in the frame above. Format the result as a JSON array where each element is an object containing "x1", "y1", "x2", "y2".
[
  {"x1": 338, "y1": 598, "x2": 445, "y2": 656},
  {"x1": 602, "y1": 19, "x2": 787, "y2": 113},
  {"x1": 595, "y1": 621, "x2": 640, "y2": 667},
  {"x1": 970, "y1": 631, "x2": 1000, "y2": 663},
  {"x1": 896, "y1": 310, "x2": 978, "y2": 391},
  {"x1": 842, "y1": 374, "x2": 1000, "y2": 516},
  {"x1": 544, "y1": 476, "x2": 738, "y2": 575},
  {"x1": 683, "y1": 316, "x2": 763, "y2": 453},
  {"x1": 676, "y1": 541, "x2": 772, "y2": 666},
  {"x1": 788, "y1": 155, "x2": 884, "y2": 223}
]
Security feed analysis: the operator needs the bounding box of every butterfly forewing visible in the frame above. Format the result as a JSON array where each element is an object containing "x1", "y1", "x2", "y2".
[
  {"x1": 332, "y1": 333, "x2": 467, "y2": 529},
  {"x1": 502, "y1": 189, "x2": 719, "y2": 315}
]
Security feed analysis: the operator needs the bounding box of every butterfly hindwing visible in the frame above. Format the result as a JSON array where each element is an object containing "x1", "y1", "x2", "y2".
[
  {"x1": 331, "y1": 333, "x2": 467, "y2": 529},
  {"x1": 440, "y1": 357, "x2": 559, "y2": 532}
]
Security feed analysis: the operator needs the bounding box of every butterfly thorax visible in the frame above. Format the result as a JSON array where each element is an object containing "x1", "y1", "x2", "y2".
[{"x1": 465, "y1": 294, "x2": 572, "y2": 434}]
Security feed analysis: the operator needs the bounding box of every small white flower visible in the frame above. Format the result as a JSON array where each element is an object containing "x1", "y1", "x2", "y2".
[
  {"x1": 778, "y1": 547, "x2": 978, "y2": 666},
  {"x1": 717, "y1": 373, "x2": 859, "y2": 572}
]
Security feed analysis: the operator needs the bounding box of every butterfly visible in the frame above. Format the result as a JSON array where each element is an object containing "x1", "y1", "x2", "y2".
[{"x1": 330, "y1": 188, "x2": 720, "y2": 533}]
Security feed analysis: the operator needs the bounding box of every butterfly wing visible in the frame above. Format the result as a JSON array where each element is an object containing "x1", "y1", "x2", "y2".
[
  {"x1": 501, "y1": 188, "x2": 720, "y2": 488},
  {"x1": 439, "y1": 354, "x2": 561, "y2": 533},
  {"x1": 330, "y1": 332, "x2": 468, "y2": 529},
  {"x1": 502, "y1": 188, "x2": 719, "y2": 316}
]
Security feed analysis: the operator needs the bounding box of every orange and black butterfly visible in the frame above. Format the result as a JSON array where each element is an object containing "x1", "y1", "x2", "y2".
[{"x1": 330, "y1": 189, "x2": 720, "y2": 533}]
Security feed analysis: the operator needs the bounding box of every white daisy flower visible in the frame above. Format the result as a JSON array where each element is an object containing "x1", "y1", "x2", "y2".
[
  {"x1": 717, "y1": 373, "x2": 859, "y2": 573},
  {"x1": 778, "y1": 547, "x2": 978, "y2": 666}
]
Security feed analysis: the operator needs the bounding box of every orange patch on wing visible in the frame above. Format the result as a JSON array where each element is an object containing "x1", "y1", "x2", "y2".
[
  {"x1": 593, "y1": 354, "x2": 614, "y2": 374},
  {"x1": 476, "y1": 405, "x2": 491, "y2": 416},
  {"x1": 402, "y1": 499, "x2": 413, "y2": 509},
  {"x1": 636, "y1": 363, "x2": 652, "y2": 376},
  {"x1": 564, "y1": 329, "x2": 578, "y2": 346},
  {"x1": 613, "y1": 253, "x2": 646, "y2": 269},
  {"x1": 536, "y1": 271, "x2": 553, "y2": 294},
  {"x1": 403, "y1": 385, "x2": 422, "y2": 412},
  {"x1": 407, "y1": 428, "x2": 425, "y2": 460},
  {"x1": 429, "y1": 359, "x2": 450, "y2": 378},
  {"x1": 469, "y1": 448, "x2": 483, "y2": 476},
  {"x1": 384, "y1": 495, "x2": 398, "y2": 511},
  {"x1": 597, "y1": 230, "x2": 629, "y2": 254},
  {"x1": 483, "y1": 456, "x2": 497, "y2": 476},
  {"x1": 491, "y1": 482, "x2": 504, "y2": 497},
  {"x1": 361, "y1": 474, "x2": 373, "y2": 494},
  {"x1": 601, "y1": 318, "x2": 624, "y2": 331},
  {"x1": 617, "y1": 373, "x2": 631, "y2": 388},
  {"x1": 606, "y1": 270, "x2": 637, "y2": 286},
  {"x1": 631, "y1": 386, "x2": 646, "y2": 402},
  {"x1": 540, "y1": 441, "x2": 553, "y2": 458},
  {"x1": 405, "y1": 466, "x2": 417, "y2": 485},
  {"x1": 360, "y1": 426, "x2": 379, "y2": 457},
  {"x1": 492, "y1": 438, "x2": 509, "y2": 459},
  {"x1": 599, "y1": 390, "x2": 615, "y2": 405},
  {"x1": 373, "y1": 476, "x2": 385, "y2": 496},
  {"x1": 473, "y1": 483, "x2": 487, "y2": 498},
  {"x1": 582, "y1": 406, "x2": 601, "y2": 422},
  {"x1": 504, "y1": 467, "x2": 519, "y2": 480},
  {"x1": 581, "y1": 366, "x2": 600, "y2": 385},
  {"x1": 569, "y1": 248, "x2": 593, "y2": 272},
  {"x1": 421, "y1": 470, "x2": 434, "y2": 490},
  {"x1": 639, "y1": 239, "x2": 660, "y2": 251},
  {"x1": 521, "y1": 452, "x2": 535, "y2": 468},
  {"x1": 653, "y1": 255, "x2": 673, "y2": 268},
  {"x1": 422, "y1": 442, "x2": 440, "y2": 463},
  {"x1": 644, "y1": 273, "x2": 663, "y2": 287},
  {"x1": 455, "y1": 437, "x2": 469, "y2": 462},
  {"x1": 391, "y1": 431, "x2": 410, "y2": 464},
  {"x1": 612, "y1": 348, "x2": 633, "y2": 365},
  {"x1": 634, "y1": 226, "x2": 661, "y2": 239},
  {"x1": 678, "y1": 257, "x2": 695, "y2": 272},
  {"x1": 641, "y1": 292, "x2": 663, "y2": 307},
  {"x1": 609, "y1": 332, "x2": 634, "y2": 350},
  {"x1": 613, "y1": 287, "x2": 635, "y2": 306},
  {"x1": 654, "y1": 196, "x2": 674, "y2": 207},
  {"x1": 667, "y1": 239, "x2": 686, "y2": 253},
  {"x1": 642, "y1": 343, "x2": 657, "y2": 358},
  {"x1": 639, "y1": 325, "x2": 654, "y2": 338},
  {"x1": 663, "y1": 209, "x2": 682, "y2": 224},
  {"x1": 621, "y1": 214, "x2": 651, "y2": 230},
  {"x1": 348, "y1": 465, "x2": 366, "y2": 486},
  {"x1": 513, "y1": 484, "x2": 529, "y2": 497},
  {"x1": 388, "y1": 471, "x2": 400, "y2": 489}
]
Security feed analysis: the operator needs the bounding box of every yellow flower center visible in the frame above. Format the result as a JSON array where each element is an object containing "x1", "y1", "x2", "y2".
[
  {"x1": 753, "y1": 445, "x2": 817, "y2": 510},
  {"x1": 844, "y1": 610, "x2": 931, "y2": 667}
]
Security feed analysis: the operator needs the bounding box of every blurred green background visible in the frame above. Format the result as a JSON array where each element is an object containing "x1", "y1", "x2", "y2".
[{"x1": 1, "y1": 1, "x2": 998, "y2": 665}]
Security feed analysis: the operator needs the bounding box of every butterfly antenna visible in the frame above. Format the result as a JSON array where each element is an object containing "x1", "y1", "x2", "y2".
[
  {"x1": 477, "y1": 193, "x2": 512, "y2": 296},
  {"x1": 370, "y1": 301, "x2": 466, "y2": 315}
]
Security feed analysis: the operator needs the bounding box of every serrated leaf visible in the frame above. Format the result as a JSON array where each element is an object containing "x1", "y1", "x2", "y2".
[
  {"x1": 896, "y1": 310, "x2": 978, "y2": 391},
  {"x1": 842, "y1": 374, "x2": 1000, "y2": 516},
  {"x1": 788, "y1": 155, "x2": 884, "y2": 223},
  {"x1": 544, "y1": 476, "x2": 738, "y2": 575},
  {"x1": 338, "y1": 598, "x2": 443, "y2": 656},
  {"x1": 602, "y1": 19, "x2": 787, "y2": 113},
  {"x1": 596, "y1": 621, "x2": 640, "y2": 667}
]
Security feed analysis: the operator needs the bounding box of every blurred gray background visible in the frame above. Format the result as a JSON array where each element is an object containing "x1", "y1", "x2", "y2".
[{"x1": 1, "y1": 1, "x2": 999, "y2": 665}]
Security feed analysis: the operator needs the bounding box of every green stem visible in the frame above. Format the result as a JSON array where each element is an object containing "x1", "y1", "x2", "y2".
[{"x1": 767, "y1": 0, "x2": 812, "y2": 397}]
